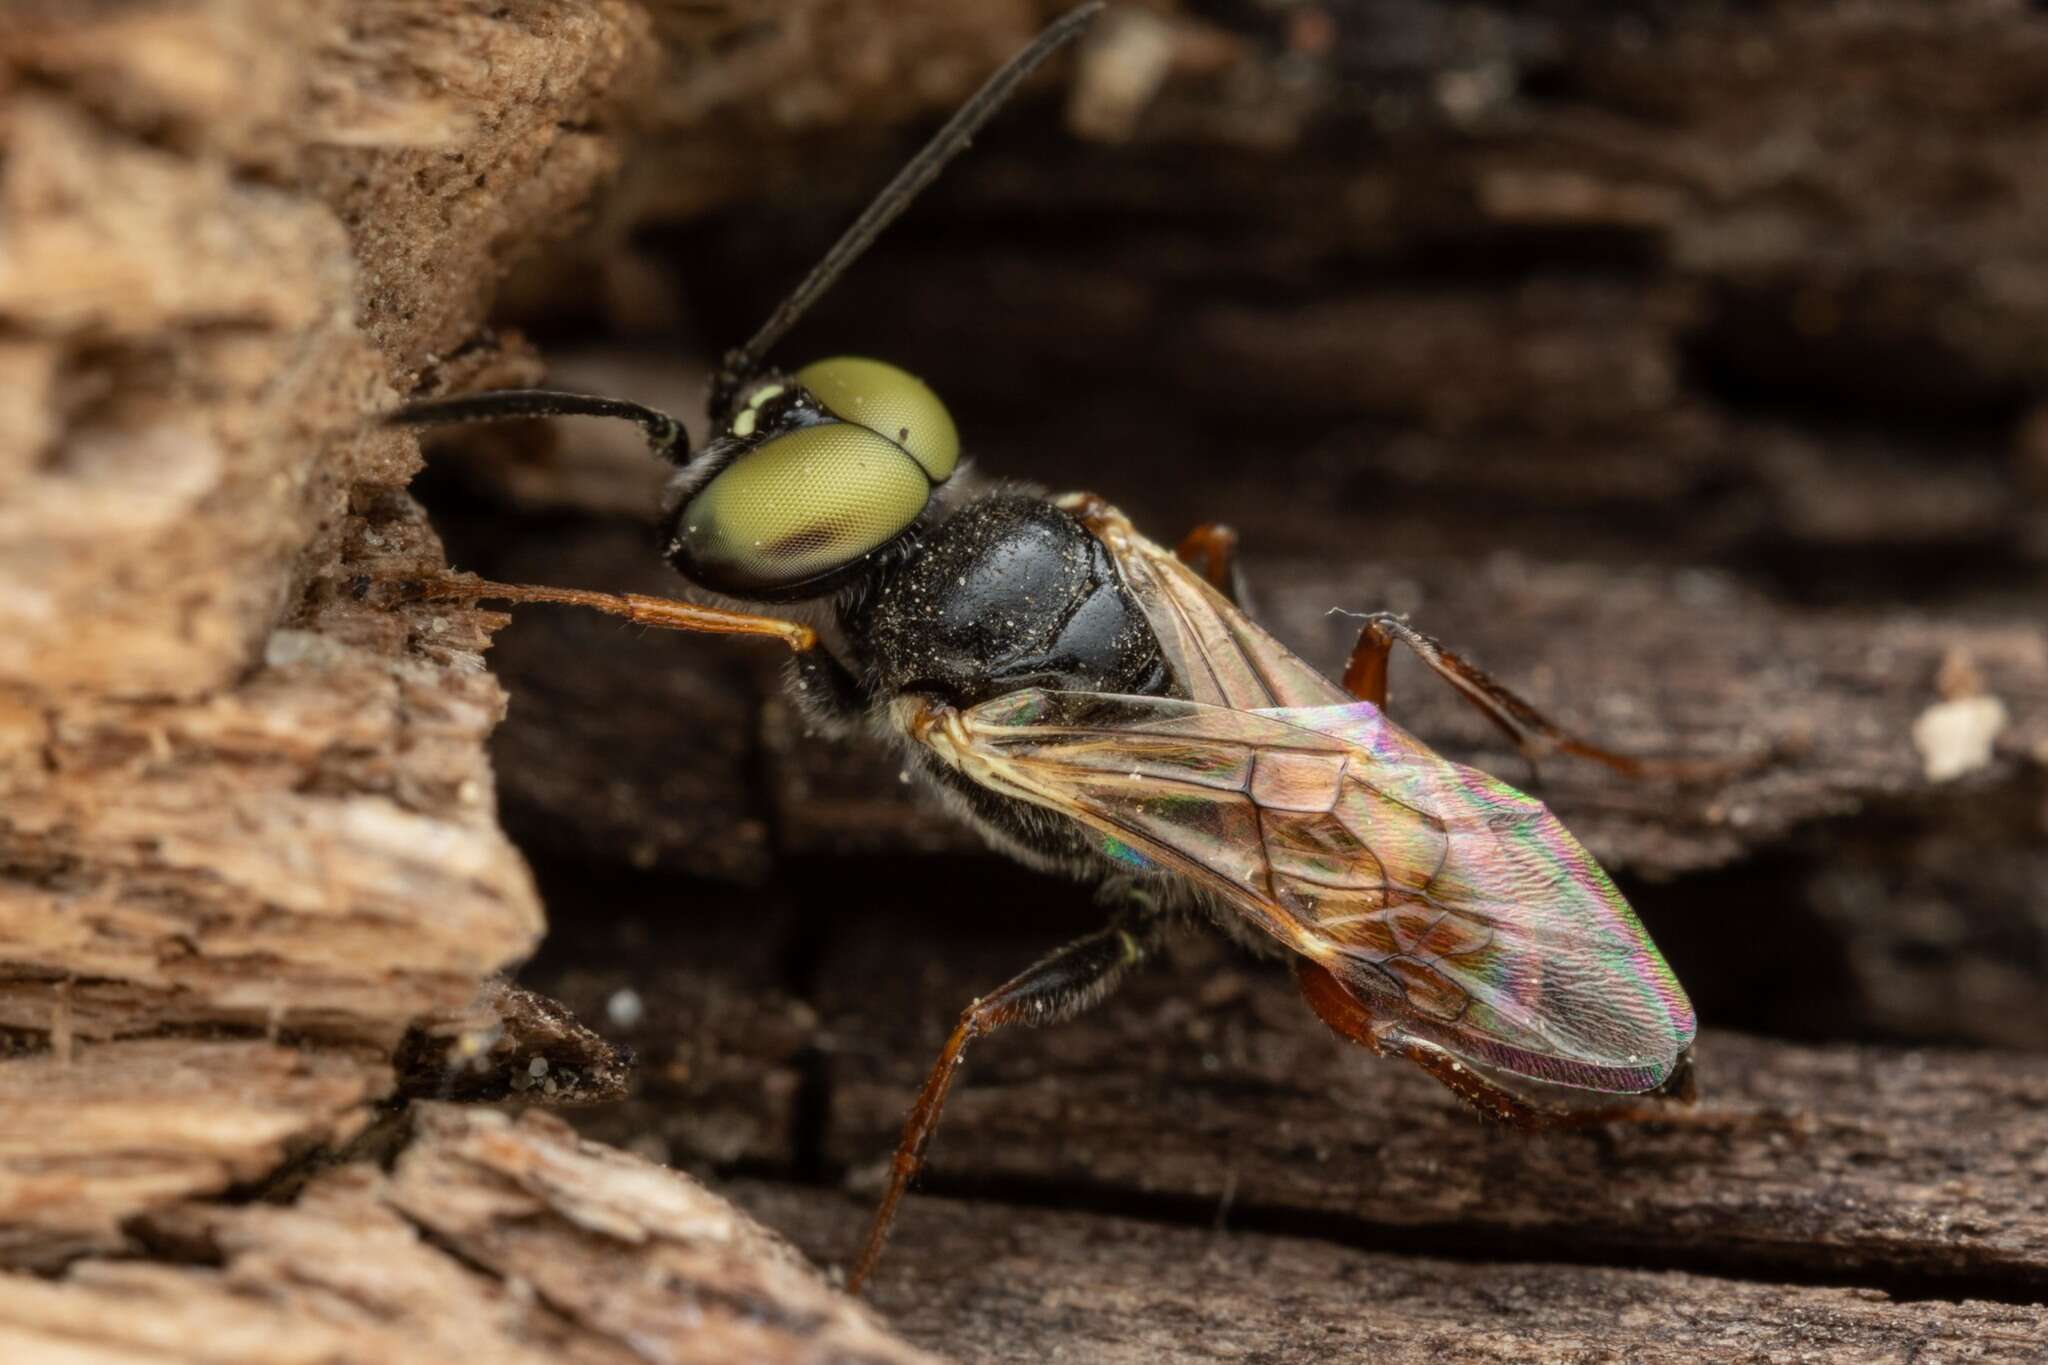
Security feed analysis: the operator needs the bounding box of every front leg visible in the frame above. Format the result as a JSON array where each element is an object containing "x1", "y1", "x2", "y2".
[
  {"x1": 785, "y1": 646, "x2": 869, "y2": 733},
  {"x1": 377, "y1": 574, "x2": 818, "y2": 651},
  {"x1": 848, "y1": 906, "x2": 1162, "y2": 1292}
]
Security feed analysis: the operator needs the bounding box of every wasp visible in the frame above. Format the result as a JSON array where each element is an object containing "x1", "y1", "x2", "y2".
[{"x1": 388, "y1": 4, "x2": 1698, "y2": 1292}]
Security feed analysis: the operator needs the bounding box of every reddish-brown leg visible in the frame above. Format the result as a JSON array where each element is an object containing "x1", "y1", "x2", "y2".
[
  {"x1": 848, "y1": 917, "x2": 1154, "y2": 1293},
  {"x1": 1174, "y1": 522, "x2": 1245, "y2": 605},
  {"x1": 377, "y1": 574, "x2": 818, "y2": 652},
  {"x1": 1342, "y1": 611, "x2": 1732, "y2": 783}
]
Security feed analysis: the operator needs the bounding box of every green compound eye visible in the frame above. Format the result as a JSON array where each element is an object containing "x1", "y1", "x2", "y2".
[
  {"x1": 678, "y1": 422, "x2": 933, "y2": 593},
  {"x1": 797, "y1": 356, "x2": 959, "y2": 481}
]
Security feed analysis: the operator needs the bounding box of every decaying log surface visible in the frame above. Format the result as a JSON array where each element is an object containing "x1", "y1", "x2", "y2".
[
  {"x1": 738, "y1": 1182, "x2": 2048, "y2": 1365},
  {"x1": 517, "y1": 1, "x2": 2048, "y2": 580},
  {"x1": 521, "y1": 903, "x2": 2048, "y2": 1296},
  {"x1": 0, "y1": 505, "x2": 540, "y2": 1050},
  {"x1": 1, "y1": 1105, "x2": 935, "y2": 1365},
  {"x1": 508, "y1": 881, "x2": 2048, "y2": 1360},
  {"x1": 816, "y1": 925, "x2": 2048, "y2": 1295},
  {"x1": 0, "y1": 0, "x2": 649, "y2": 1040},
  {"x1": 0, "y1": 0, "x2": 617, "y2": 1266},
  {"x1": 0, "y1": 1040, "x2": 387, "y2": 1268},
  {"x1": 0, "y1": 0, "x2": 913, "y2": 1346}
]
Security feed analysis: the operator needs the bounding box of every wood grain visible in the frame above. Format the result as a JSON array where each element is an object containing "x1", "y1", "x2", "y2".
[
  {"x1": 0, "y1": 1040, "x2": 386, "y2": 1267},
  {"x1": 806, "y1": 922, "x2": 2048, "y2": 1297},
  {"x1": 737, "y1": 1181, "x2": 2048, "y2": 1365},
  {"x1": 0, "y1": 1106, "x2": 935, "y2": 1365}
]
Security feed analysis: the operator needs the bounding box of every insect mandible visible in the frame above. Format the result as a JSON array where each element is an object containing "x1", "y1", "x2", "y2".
[{"x1": 386, "y1": 3, "x2": 1699, "y2": 1293}]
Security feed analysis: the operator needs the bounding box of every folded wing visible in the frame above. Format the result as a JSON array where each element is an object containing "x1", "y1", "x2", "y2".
[{"x1": 932, "y1": 689, "x2": 1696, "y2": 1094}]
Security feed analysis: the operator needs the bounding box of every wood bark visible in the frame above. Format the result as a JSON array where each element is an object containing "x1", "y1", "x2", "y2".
[
  {"x1": 2, "y1": 1105, "x2": 934, "y2": 1365},
  {"x1": 522, "y1": 906, "x2": 2048, "y2": 1296},
  {"x1": 737, "y1": 1182, "x2": 2048, "y2": 1365},
  {"x1": 0, "y1": 2, "x2": 930, "y2": 1356}
]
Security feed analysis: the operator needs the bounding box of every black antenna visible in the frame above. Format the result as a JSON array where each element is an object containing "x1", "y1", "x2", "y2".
[
  {"x1": 713, "y1": 3, "x2": 1104, "y2": 410},
  {"x1": 387, "y1": 389, "x2": 688, "y2": 463}
]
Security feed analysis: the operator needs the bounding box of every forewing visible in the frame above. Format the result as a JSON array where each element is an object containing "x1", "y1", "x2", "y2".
[
  {"x1": 1058, "y1": 495, "x2": 1346, "y2": 710},
  {"x1": 931, "y1": 689, "x2": 1696, "y2": 1094}
]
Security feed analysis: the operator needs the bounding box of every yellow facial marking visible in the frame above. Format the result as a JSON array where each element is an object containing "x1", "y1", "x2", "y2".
[{"x1": 729, "y1": 383, "x2": 787, "y2": 440}]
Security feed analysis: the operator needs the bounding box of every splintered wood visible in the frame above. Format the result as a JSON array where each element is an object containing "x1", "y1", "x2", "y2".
[
  {"x1": 0, "y1": 3, "x2": 945, "y2": 1356},
  {"x1": 0, "y1": 1041, "x2": 387, "y2": 1267},
  {"x1": 0, "y1": 519, "x2": 541, "y2": 1047},
  {"x1": 0, "y1": 0, "x2": 633, "y2": 1281},
  {"x1": 1, "y1": 1106, "x2": 935, "y2": 1365},
  {"x1": 0, "y1": 0, "x2": 661, "y2": 1051}
]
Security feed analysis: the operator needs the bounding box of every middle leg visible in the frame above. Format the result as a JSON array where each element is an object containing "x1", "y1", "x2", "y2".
[{"x1": 1175, "y1": 522, "x2": 1247, "y2": 607}]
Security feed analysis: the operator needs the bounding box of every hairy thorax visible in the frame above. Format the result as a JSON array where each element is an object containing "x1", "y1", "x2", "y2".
[{"x1": 852, "y1": 494, "x2": 1178, "y2": 880}]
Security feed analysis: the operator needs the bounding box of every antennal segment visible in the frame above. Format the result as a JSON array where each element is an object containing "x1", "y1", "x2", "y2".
[
  {"x1": 387, "y1": 389, "x2": 689, "y2": 464},
  {"x1": 713, "y1": 2, "x2": 1105, "y2": 412}
]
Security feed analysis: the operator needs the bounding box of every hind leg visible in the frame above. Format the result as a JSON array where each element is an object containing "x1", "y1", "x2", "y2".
[
  {"x1": 1340, "y1": 611, "x2": 1734, "y2": 785},
  {"x1": 1175, "y1": 522, "x2": 1247, "y2": 606}
]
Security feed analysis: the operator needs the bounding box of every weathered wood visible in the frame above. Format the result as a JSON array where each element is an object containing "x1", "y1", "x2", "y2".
[
  {"x1": 520, "y1": 1, "x2": 2048, "y2": 582},
  {"x1": 738, "y1": 1181, "x2": 2048, "y2": 1365},
  {"x1": 382, "y1": 1106, "x2": 931, "y2": 1364},
  {"x1": 0, "y1": 0, "x2": 654, "y2": 1042},
  {"x1": 0, "y1": 1106, "x2": 936, "y2": 1365},
  {"x1": 501, "y1": 892, "x2": 2048, "y2": 1306},
  {"x1": 0, "y1": 0, "x2": 650, "y2": 1279},
  {"x1": 0, "y1": 0, "x2": 649, "y2": 699},
  {"x1": 0, "y1": 1040, "x2": 387, "y2": 1268},
  {"x1": 811, "y1": 921, "x2": 2048, "y2": 1296},
  {"x1": 0, "y1": 502, "x2": 542, "y2": 1049}
]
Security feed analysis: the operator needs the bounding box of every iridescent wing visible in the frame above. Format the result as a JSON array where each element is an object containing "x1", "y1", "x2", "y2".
[{"x1": 919, "y1": 688, "x2": 1697, "y2": 1096}]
